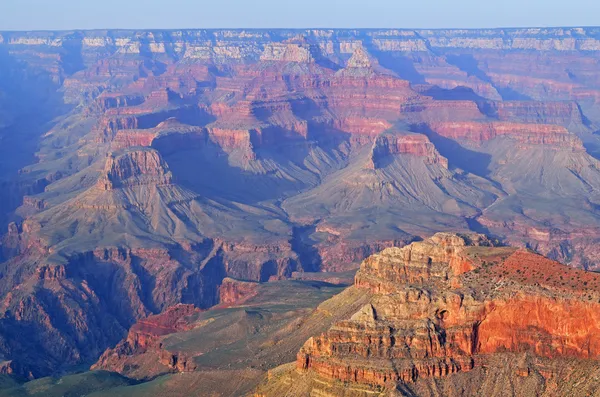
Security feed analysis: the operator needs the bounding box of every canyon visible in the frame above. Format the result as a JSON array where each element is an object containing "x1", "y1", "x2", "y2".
[{"x1": 1, "y1": 27, "x2": 600, "y2": 395}]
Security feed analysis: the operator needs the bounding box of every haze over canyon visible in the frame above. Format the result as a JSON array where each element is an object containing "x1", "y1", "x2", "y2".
[{"x1": 1, "y1": 27, "x2": 600, "y2": 396}]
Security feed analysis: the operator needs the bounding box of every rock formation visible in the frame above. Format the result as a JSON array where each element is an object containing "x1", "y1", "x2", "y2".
[
  {"x1": 97, "y1": 148, "x2": 173, "y2": 190},
  {"x1": 218, "y1": 277, "x2": 260, "y2": 305},
  {"x1": 257, "y1": 233, "x2": 600, "y2": 396},
  {"x1": 92, "y1": 304, "x2": 201, "y2": 375},
  {"x1": 428, "y1": 121, "x2": 584, "y2": 149},
  {"x1": 3, "y1": 27, "x2": 600, "y2": 382},
  {"x1": 369, "y1": 132, "x2": 448, "y2": 169}
]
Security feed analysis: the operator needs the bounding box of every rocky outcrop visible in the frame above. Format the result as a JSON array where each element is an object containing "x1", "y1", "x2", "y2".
[
  {"x1": 369, "y1": 133, "x2": 448, "y2": 169},
  {"x1": 346, "y1": 46, "x2": 377, "y2": 69},
  {"x1": 291, "y1": 233, "x2": 600, "y2": 391},
  {"x1": 92, "y1": 304, "x2": 200, "y2": 374},
  {"x1": 218, "y1": 278, "x2": 260, "y2": 305},
  {"x1": 260, "y1": 36, "x2": 318, "y2": 63},
  {"x1": 97, "y1": 148, "x2": 173, "y2": 190},
  {"x1": 428, "y1": 121, "x2": 584, "y2": 149},
  {"x1": 206, "y1": 127, "x2": 258, "y2": 161},
  {"x1": 92, "y1": 93, "x2": 145, "y2": 113},
  {"x1": 114, "y1": 304, "x2": 199, "y2": 351}
]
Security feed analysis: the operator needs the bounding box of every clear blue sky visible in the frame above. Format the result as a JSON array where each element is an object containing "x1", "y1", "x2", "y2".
[{"x1": 1, "y1": 0, "x2": 599, "y2": 31}]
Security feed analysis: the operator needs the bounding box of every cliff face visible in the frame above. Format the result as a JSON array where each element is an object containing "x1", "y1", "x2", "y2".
[
  {"x1": 3, "y1": 27, "x2": 600, "y2": 381},
  {"x1": 92, "y1": 304, "x2": 201, "y2": 375},
  {"x1": 428, "y1": 121, "x2": 584, "y2": 149},
  {"x1": 98, "y1": 148, "x2": 173, "y2": 190},
  {"x1": 369, "y1": 133, "x2": 449, "y2": 169},
  {"x1": 256, "y1": 233, "x2": 600, "y2": 395}
]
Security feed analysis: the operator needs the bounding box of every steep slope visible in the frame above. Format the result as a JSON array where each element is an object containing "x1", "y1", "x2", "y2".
[
  {"x1": 26, "y1": 147, "x2": 292, "y2": 258},
  {"x1": 256, "y1": 233, "x2": 600, "y2": 396},
  {"x1": 422, "y1": 119, "x2": 600, "y2": 268},
  {"x1": 477, "y1": 137, "x2": 600, "y2": 267},
  {"x1": 283, "y1": 131, "x2": 502, "y2": 270},
  {"x1": 0, "y1": 47, "x2": 68, "y2": 232}
]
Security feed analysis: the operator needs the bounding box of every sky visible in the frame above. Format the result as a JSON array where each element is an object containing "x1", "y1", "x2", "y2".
[{"x1": 1, "y1": 0, "x2": 599, "y2": 31}]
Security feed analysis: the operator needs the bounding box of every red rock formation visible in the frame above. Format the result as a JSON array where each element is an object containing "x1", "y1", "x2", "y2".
[
  {"x1": 218, "y1": 278, "x2": 260, "y2": 305},
  {"x1": 92, "y1": 93, "x2": 145, "y2": 113},
  {"x1": 296, "y1": 233, "x2": 600, "y2": 388},
  {"x1": 428, "y1": 121, "x2": 584, "y2": 149},
  {"x1": 5, "y1": 28, "x2": 600, "y2": 383},
  {"x1": 403, "y1": 99, "x2": 486, "y2": 122},
  {"x1": 93, "y1": 115, "x2": 142, "y2": 142},
  {"x1": 207, "y1": 127, "x2": 257, "y2": 159},
  {"x1": 124, "y1": 304, "x2": 200, "y2": 349},
  {"x1": 93, "y1": 304, "x2": 200, "y2": 372}
]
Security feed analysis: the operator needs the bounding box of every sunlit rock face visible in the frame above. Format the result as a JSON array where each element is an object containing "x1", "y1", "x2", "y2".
[{"x1": 293, "y1": 234, "x2": 600, "y2": 391}]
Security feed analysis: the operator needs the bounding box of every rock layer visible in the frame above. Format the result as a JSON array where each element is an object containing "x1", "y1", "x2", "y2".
[
  {"x1": 292, "y1": 233, "x2": 600, "y2": 391},
  {"x1": 3, "y1": 27, "x2": 600, "y2": 381}
]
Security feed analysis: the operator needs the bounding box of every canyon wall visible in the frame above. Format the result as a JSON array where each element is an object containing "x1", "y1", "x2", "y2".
[{"x1": 2, "y1": 27, "x2": 600, "y2": 379}]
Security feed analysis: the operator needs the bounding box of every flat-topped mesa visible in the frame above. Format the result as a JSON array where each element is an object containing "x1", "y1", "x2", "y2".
[
  {"x1": 103, "y1": 90, "x2": 181, "y2": 116},
  {"x1": 368, "y1": 132, "x2": 449, "y2": 169},
  {"x1": 294, "y1": 233, "x2": 600, "y2": 390},
  {"x1": 260, "y1": 36, "x2": 320, "y2": 63},
  {"x1": 138, "y1": 89, "x2": 176, "y2": 109},
  {"x1": 93, "y1": 115, "x2": 140, "y2": 143},
  {"x1": 111, "y1": 118, "x2": 206, "y2": 151},
  {"x1": 110, "y1": 129, "x2": 156, "y2": 150},
  {"x1": 97, "y1": 148, "x2": 173, "y2": 190},
  {"x1": 403, "y1": 98, "x2": 485, "y2": 123},
  {"x1": 206, "y1": 126, "x2": 258, "y2": 161},
  {"x1": 428, "y1": 121, "x2": 585, "y2": 149},
  {"x1": 93, "y1": 111, "x2": 178, "y2": 144}
]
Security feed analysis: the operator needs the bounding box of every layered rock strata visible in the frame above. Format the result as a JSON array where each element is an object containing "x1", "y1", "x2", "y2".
[
  {"x1": 292, "y1": 233, "x2": 600, "y2": 391},
  {"x1": 3, "y1": 27, "x2": 600, "y2": 382}
]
